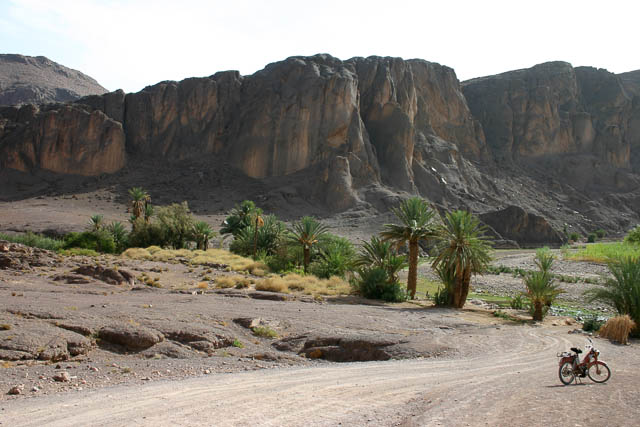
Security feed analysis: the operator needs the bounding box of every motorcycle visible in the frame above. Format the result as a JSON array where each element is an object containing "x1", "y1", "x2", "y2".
[{"x1": 557, "y1": 337, "x2": 611, "y2": 385}]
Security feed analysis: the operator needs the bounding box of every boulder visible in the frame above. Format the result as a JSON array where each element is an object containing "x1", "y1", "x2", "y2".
[
  {"x1": 0, "y1": 325, "x2": 92, "y2": 361},
  {"x1": 479, "y1": 206, "x2": 565, "y2": 247},
  {"x1": 98, "y1": 324, "x2": 163, "y2": 351},
  {"x1": 72, "y1": 265, "x2": 135, "y2": 286}
]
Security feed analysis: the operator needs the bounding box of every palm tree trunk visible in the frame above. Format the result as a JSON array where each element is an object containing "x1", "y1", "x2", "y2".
[
  {"x1": 533, "y1": 301, "x2": 543, "y2": 321},
  {"x1": 303, "y1": 247, "x2": 310, "y2": 273},
  {"x1": 457, "y1": 267, "x2": 472, "y2": 308},
  {"x1": 408, "y1": 240, "x2": 419, "y2": 299}
]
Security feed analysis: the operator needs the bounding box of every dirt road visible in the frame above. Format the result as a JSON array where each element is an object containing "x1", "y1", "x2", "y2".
[{"x1": 3, "y1": 326, "x2": 638, "y2": 427}]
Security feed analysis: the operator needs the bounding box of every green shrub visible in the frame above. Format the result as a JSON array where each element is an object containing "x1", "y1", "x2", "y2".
[
  {"x1": 63, "y1": 231, "x2": 116, "y2": 254},
  {"x1": 569, "y1": 232, "x2": 580, "y2": 242},
  {"x1": 585, "y1": 257, "x2": 640, "y2": 337},
  {"x1": 156, "y1": 202, "x2": 195, "y2": 249},
  {"x1": 230, "y1": 214, "x2": 286, "y2": 257},
  {"x1": 433, "y1": 286, "x2": 450, "y2": 306},
  {"x1": 595, "y1": 229, "x2": 607, "y2": 239},
  {"x1": 106, "y1": 221, "x2": 129, "y2": 253},
  {"x1": 625, "y1": 225, "x2": 640, "y2": 245},
  {"x1": 353, "y1": 267, "x2": 407, "y2": 302},
  {"x1": 582, "y1": 317, "x2": 606, "y2": 332},
  {"x1": 309, "y1": 236, "x2": 356, "y2": 279},
  {"x1": 221, "y1": 200, "x2": 260, "y2": 236},
  {"x1": 128, "y1": 219, "x2": 167, "y2": 248},
  {"x1": 587, "y1": 233, "x2": 597, "y2": 243},
  {"x1": 510, "y1": 294, "x2": 525, "y2": 309},
  {"x1": 0, "y1": 231, "x2": 64, "y2": 251},
  {"x1": 252, "y1": 326, "x2": 278, "y2": 338},
  {"x1": 58, "y1": 248, "x2": 100, "y2": 257}
]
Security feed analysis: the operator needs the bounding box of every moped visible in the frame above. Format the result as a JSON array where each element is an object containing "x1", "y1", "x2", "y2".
[{"x1": 557, "y1": 338, "x2": 610, "y2": 385}]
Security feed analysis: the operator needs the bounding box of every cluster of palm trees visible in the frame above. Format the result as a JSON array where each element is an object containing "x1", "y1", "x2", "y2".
[{"x1": 379, "y1": 197, "x2": 493, "y2": 307}]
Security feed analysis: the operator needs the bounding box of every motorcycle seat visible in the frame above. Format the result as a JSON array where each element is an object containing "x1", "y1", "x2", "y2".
[{"x1": 570, "y1": 347, "x2": 582, "y2": 354}]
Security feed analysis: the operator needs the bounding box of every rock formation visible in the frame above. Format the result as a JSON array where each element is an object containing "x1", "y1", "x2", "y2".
[
  {"x1": 0, "y1": 54, "x2": 107, "y2": 105},
  {"x1": 2, "y1": 54, "x2": 640, "y2": 243}
]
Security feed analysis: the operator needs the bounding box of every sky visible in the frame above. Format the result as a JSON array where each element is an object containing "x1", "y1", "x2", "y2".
[{"x1": 1, "y1": 0, "x2": 638, "y2": 93}]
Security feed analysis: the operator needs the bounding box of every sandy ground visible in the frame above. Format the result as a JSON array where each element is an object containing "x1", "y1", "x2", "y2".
[{"x1": 2, "y1": 325, "x2": 638, "y2": 427}]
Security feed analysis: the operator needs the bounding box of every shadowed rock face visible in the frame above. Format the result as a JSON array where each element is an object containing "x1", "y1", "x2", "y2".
[
  {"x1": 0, "y1": 54, "x2": 107, "y2": 106},
  {"x1": 462, "y1": 62, "x2": 640, "y2": 190}
]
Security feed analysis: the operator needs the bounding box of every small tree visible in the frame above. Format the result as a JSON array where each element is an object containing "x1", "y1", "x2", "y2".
[
  {"x1": 381, "y1": 197, "x2": 436, "y2": 299},
  {"x1": 289, "y1": 216, "x2": 328, "y2": 273},
  {"x1": 129, "y1": 187, "x2": 150, "y2": 221},
  {"x1": 525, "y1": 248, "x2": 563, "y2": 321},
  {"x1": 106, "y1": 221, "x2": 128, "y2": 252},
  {"x1": 431, "y1": 210, "x2": 492, "y2": 308},
  {"x1": 193, "y1": 221, "x2": 215, "y2": 250},
  {"x1": 87, "y1": 214, "x2": 104, "y2": 232},
  {"x1": 221, "y1": 200, "x2": 261, "y2": 236},
  {"x1": 156, "y1": 202, "x2": 194, "y2": 249},
  {"x1": 356, "y1": 236, "x2": 407, "y2": 284}
]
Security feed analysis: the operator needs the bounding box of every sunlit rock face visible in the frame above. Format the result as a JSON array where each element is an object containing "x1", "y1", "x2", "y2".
[{"x1": 0, "y1": 104, "x2": 125, "y2": 176}]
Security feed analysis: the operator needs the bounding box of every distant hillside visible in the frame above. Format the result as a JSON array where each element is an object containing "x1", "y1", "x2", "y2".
[
  {"x1": 619, "y1": 69, "x2": 640, "y2": 97},
  {"x1": 0, "y1": 54, "x2": 107, "y2": 105}
]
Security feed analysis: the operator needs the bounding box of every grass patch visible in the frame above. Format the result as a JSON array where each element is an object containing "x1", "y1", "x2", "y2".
[
  {"x1": 252, "y1": 326, "x2": 278, "y2": 338},
  {"x1": 493, "y1": 310, "x2": 527, "y2": 323},
  {"x1": 567, "y1": 242, "x2": 640, "y2": 263},
  {"x1": 197, "y1": 282, "x2": 209, "y2": 289},
  {"x1": 215, "y1": 275, "x2": 253, "y2": 289},
  {"x1": 232, "y1": 339, "x2": 244, "y2": 348},
  {"x1": 0, "y1": 231, "x2": 65, "y2": 251},
  {"x1": 415, "y1": 277, "x2": 441, "y2": 298},
  {"x1": 123, "y1": 247, "x2": 268, "y2": 274},
  {"x1": 256, "y1": 273, "x2": 351, "y2": 296},
  {"x1": 58, "y1": 248, "x2": 100, "y2": 257}
]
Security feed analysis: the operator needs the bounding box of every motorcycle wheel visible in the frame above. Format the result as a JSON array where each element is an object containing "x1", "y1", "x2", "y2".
[
  {"x1": 559, "y1": 362, "x2": 575, "y2": 385},
  {"x1": 587, "y1": 362, "x2": 611, "y2": 383}
]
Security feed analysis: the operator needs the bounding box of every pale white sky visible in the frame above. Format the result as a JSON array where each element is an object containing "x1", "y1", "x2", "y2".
[{"x1": 1, "y1": 0, "x2": 638, "y2": 93}]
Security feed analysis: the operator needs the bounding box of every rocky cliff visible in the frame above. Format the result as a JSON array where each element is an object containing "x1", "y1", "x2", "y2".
[
  {"x1": 0, "y1": 54, "x2": 107, "y2": 106},
  {"x1": 2, "y1": 54, "x2": 640, "y2": 243}
]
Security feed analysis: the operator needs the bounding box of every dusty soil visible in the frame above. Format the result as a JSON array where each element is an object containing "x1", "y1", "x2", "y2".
[{"x1": 0, "y1": 190, "x2": 638, "y2": 426}]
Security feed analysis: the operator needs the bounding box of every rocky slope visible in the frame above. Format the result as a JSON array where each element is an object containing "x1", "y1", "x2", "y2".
[
  {"x1": 1, "y1": 54, "x2": 640, "y2": 243},
  {"x1": 0, "y1": 54, "x2": 107, "y2": 106}
]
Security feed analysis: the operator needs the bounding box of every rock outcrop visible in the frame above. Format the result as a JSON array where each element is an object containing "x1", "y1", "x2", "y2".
[
  {"x1": 2, "y1": 54, "x2": 640, "y2": 242},
  {"x1": 0, "y1": 54, "x2": 107, "y2": 106},
  {"x1": 479, "y1": 206, "x2": 565, "y2": 247}
]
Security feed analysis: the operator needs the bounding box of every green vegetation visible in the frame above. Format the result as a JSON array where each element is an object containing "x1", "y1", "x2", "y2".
[
  {"x1": 252, "y1": 326, "x2": 278, "y2": 338},
  {"x1": 567, "y1": 242, "x2": 640, "y2": 263},
  {"x1": 381, "y1": 197, "x2": 436, "y2": 299},
  {"x1": 510, "y1": 294, "x2": 525, "y2": 310},
  {"x1": 582, "y1": 317, "x2": 605, "y2": 332},
  {"x1": 0, "y1": 231, "x2": 64, "y2": 251},
  {"x1": 352, "y1": 267, "x2": 406, "y2": 302},
  {"x1": 289, "y1": 216, "x2": 329, "y2": 273},
  {"x1": 524, "y1": 249, "x2": 564, "y2": 321},
  {"x1": 585, "y1": 257, "x2": 640, "y2": 337},
  {"x1": 625, "y1": 225, "x2": 640, "y2": 244},
  {"x1": 232, "y1": 339, "x2": 244, "y2": 348},
  {"x1": 568, "y1": 232, "x2": 580, "y2": 242},
  {"x1": 587, "y1": 233, "x2": 597, "y2": 243},
  {"x1": 63, "y1": 230, "x2": 116, "y2": 254},
  {"x1": 431, "y1": 210, "x2": 492, "y2": 308}
]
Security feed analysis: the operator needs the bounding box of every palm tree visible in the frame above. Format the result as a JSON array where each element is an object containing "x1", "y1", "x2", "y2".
[
  {"x1": 128, "y1": 187, "x2": 150, "y2": 221},
  {"x1": 106, "y1": 221, "x2": 128, "y2": 252},
  {"x1": 585, "y1": 257, "x2": 640, "y2": 334},
  {"x1": 88, "y1": 214, "x2": 104, "y2": 232},
  {"x1": 431, "y1": 210, "x2": 492, "y2": 308},
  {"x1": 356, "y1": 236, "x2": 407, "y2": 284},
  {"x1": 525, "y1": 270, "x2": 564, "y2": 321},
  {"x1": 193, "y1": 221, "x2": 215, "y2": 250},
  {"x1": 381, "y1": 197, "x2": 436, "y2": 299},
  {"x1": 220, "y1": 200, "x2": 261, "y2": 236},
  {"x1": 144, "y1": 204, "x2": 154, "y2": 224},
  {"x1": 289, "y1": 216, "x2": 329, "y2": 273}
]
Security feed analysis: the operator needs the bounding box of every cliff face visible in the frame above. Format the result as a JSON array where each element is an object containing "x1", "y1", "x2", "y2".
[
  {"x1": 0, "y1": 54, "x2": 107, "y2": 106},
  {"x1": 462, "y1": 63, "x2": 639, "y2": 190},
  {"x1": 2, "y1": 55, "x2": 640, "y2": 239}
]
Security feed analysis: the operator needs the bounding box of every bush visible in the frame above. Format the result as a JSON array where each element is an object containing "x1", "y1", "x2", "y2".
[
  {"x1": 433, "y1": 286, "x2": 450, "y2": 307},
  {"x1": 128, "y1": 219, "x2": 167, "y2": 248},
  {"x1": 587, "y1": 233, "x2": 597, "y2": 243},
  {"x1": 569, "y1": 232, "x2": 580, "y2": 242},
  {"x1": 510, "y1": 294, "x2": 525, "y2": 310},
  {"x1": 353, "y1": 267, "x2": 406, "y2": 302},
  {"x1": 586, "y1": 257, "x2": 640, "y2": 337},
  {"x1": 230, "y1": 214, "x2": 286, "y2": 257},
  {"x1": 625, "y1": 225, "x2": 640, "y2": 245},
  {"x1": 156, "y1": 202, "x2": 195, "y2": 249},
  {"x1": 595, "y1": 229, "x2": 607, "y2": 239},
  {"x1": 309, "y1": 236, "x2": 356, "y2": 279},
  {"x1": 63, "y1": 230, "x2": 116, "y2": 254},
  {"x1": 221, "y1": 200, "x2": 260, "y2": 236},
  {"x1": 582, "y1": 317, "x2": 605, "y2": 332},
  {"x1": 598, "y1": 315, "x2": 636, "y2": 344},
  {"x1": 0, "y1": 231, "x2": 64, "y2": 251}
]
